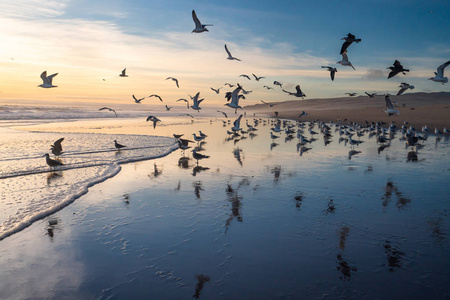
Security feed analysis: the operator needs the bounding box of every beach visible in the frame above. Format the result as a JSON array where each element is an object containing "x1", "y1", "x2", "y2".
[{"x1": 0, "y1": 111, "x2": 449, "y2": 299}]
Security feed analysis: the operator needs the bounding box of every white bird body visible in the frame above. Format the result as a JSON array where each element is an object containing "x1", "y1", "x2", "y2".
[
  {"x1": 190, "y1": 92, "x2": 203, "y2": 111},
  {"x1": 192, "y1": 10, "x2": 212, "y2": 33},
  {"x1": 38, "y1": 71, "x2": 58, "y2": 88},
  {"x1": 337, "y1": 51, "x2": 355, "y2": 70},
  {"x1": 429, "y1": 61, "x2": 450, "y2": 84},
  {"x1": 384, "y1": 95, "x2": 400, "y2": 116},
  {"x1": 225, "y1": 86, "x2": 243, "y2": 110},
  {"x1": 397, "y1": 82, "x2": 415, "y2": 95}
]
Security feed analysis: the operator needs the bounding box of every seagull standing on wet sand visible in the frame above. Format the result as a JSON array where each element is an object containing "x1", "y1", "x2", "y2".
[
  {"x1": 340, "y1": 33, "x2": 361, "y2": 54},
  {"x1": 225, "y1": 44, "x2": 241, "y2": 61},
  {"x1": 191, "y1": 10, "x2": 212, "y2": 33},
  {"x1": 388, "y1": 60, "x2": 409, "y2": 79},
  {"x1": 44, "y1": 153, "x2": 63, "y2": 169},
  {"x1": 38, "y1": 71, "x2": 58, "y2": 88},
  {"x1": 321, "y1": 66, "x2": 337, "y2": 81},
  {"x1": 114, "y1": 140, "x2": 126, "y2": 150},
  {"x1": 337, "y1": 50, "x2": 355, "y2": 70},
  {"x1": 397, "y1": 83, "x2": 415, "y2": 95},
  {"x1": 166, "y1": 77, "x2": 179, "y2": 88},
  {"x1": 428, "y1": 60, "x2": 450, "y2": 84}
]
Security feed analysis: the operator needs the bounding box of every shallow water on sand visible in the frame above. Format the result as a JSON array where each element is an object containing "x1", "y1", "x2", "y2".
[{"x1": 0, "y1": 117, "x2": 449, "y2": 299}]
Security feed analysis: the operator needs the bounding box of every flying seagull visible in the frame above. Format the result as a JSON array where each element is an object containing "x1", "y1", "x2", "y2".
[
  {"x1": 388, "y1": 60, "x2": 409, "y2": 79},
  {"x1": 384, "y1": 95, "x2": 400, "y2": 116},
  {"x1": 176, "y1": 98, "x2": 189, "y2": 108},
  {"x1": 133, "y1": 95, "x2": 144, "y2": 103},
  {"x1": 191, "y1": 10, "x2": 212, "y2": 33},
  {"x1": 225, "y1": 86, "x2": 244, "y2": 111},
  {"x1": 340, "y1": 33, "x2": 361, "y2": 54},
  {"x1": 345, "y1": 93, "x2": 358, "y2": 96},
  {"x1": 428, "y1": 60, "x2": 450, "y2": 84},
  {"x1": 99, "y1": 107, "x2": 117, "y2": 117},
  {"x1": 217, "y1": 110, "x2": 228, "y2": 118},
  {"x1": 50, "y1": 138, "x2": 64, "y2": 156},
  {"x1": 231, "y1": 114, "x2": 243, "y2": 132},
  {"x1": 148, "y1": 94, "x2": 163, "y2": 102},
  {"x1": 211, "y1": 87, "x2": 221, "y2": 94},
  {"x1": 224, "y1": 83, "x2": 235, "y2": 88},
  {"x1": 146, "y1": 115, "x2": 161, "y2": 129},
  {"x1": 261, "y1": 100, "x2": 277, "y2": 107},
  {"x1": 191, "y1": 92, "x2": 203, "y2": 111},
  {"x1": 397, "y1": 83, "x2": 415, "y2": 96},
  {"x1": 321, "y1": 66, "x2": 337, "y2": 81},
  {"x1": 282, "y1": 85, "x2": 306, "y2": 98},
  {"x1": 252, "y1": 73, "x2": 265, "y2": 81},
  {"x1": 166, "y1": 77, "x2": 179, "y2": 88},
  {"x1": 365, "y1": 92, "x2": 377, "y2": 98},
  {"x1": 263, "y1": 85, "x2": 274, "y2": 90},
  {"x1": 165, "y1": 105, "x2": 172, "y2": 111},
  {"x1": 239, "y1": 74, "x2": 251, "y2": 80},
  {"x1": 38, "y1": 71, "x2": 58, "y2": 88},
  {"x1": 337, "y1": 50, "x2": 355, "y2": 70},
  {"x1": 273, "y1": 81, "x2": 283, "y2": 88},
  {"x1": 119, "y1": 68, "x2": 128, "y2": 77},
  {"x1": 225, "y1": 44, "x2": 241, "y2": 61}
]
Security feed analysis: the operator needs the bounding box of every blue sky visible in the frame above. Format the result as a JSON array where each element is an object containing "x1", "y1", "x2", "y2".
[{"x1": 0, "y1": 0, "x2": 449, "y2": 106}]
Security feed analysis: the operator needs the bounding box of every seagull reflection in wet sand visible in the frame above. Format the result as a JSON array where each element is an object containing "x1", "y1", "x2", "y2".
[
  {"x1": 193, "y1": 274, "x2": 210, "y2": 299},
  {"x1": 271, "y1": 165, "x2": 281, "y2": 182},
  {"x1": 336, "y1": 254, "x2": 357, "y2": 280},
  {"x1": 193, "y1": 181, "x2": 204, "y2": 199},
  {"x1": 224, "y1": 183, "x2": 244, "y2": 233},
  {"x1": 384, "y1": 241, "x2": 405, "y2": 272},
  {"x1": 148, "y1": 163, "x2": 162, "y2": 178},
  {"x1": 382, "y1": 181, "x2": 411, "y2": 209},
  {"x1": 233, "y1": 147, "x2": 243, "y2": 166},
  {"x1": 338, "y1": 227, "x2": 350, "y2": 250},
  {"x1": 294, "y1": 192, "x2": 303, "y2": 210}
]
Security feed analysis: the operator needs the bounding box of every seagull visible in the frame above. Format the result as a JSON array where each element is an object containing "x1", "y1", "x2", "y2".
[
  {"x1": 340, "y1": 33, "x2": 361, "y2": 54},
  {"x1": 225, "y1": 44, "x2": 241, "y2": 61},
  {"x1": 44, "y1": 153, "x2": 63, "y2": 169},
  {"x1": 345, "y1": 93, "x2": 358, "y2": 96},
  {"x1": 298, "y1": 111, "x2": 308, "y2": 118},
  {"x1": 282, "y1": 85, "x2": 306, "y2": 98},
  {"x1": 146, "y1": 115, "x2": 161, "y2": 129},
  {"x1": 178, "y1": 138, "x2": 193, "y2": 152},
  {"x1": 211, "y1": 87, "x2": 221, "y2": 94},
  {"x1": 397, "y1": 83, "x2": 415, "y2": 96},
  {"x1": 242, "y1": 89, "x2": 253, "y2": 95},
  {"x1": 321, "y1": 66, "x2": 337, "y2": 81},
  {"x1": 388, "y1": 60, "x2": 409, "y2": 79},
  {"x1": 263, "y1": 85, "x2": 274, "y2": 90},
  {"x1": 114, "y1": 140, "x2": 126, "y2": 150},
  {"x1": 199, "y1": 131, "x2": 207, "y2": 138},
  {"x1": 192, "y1": 149, "x2": 209, "y2": 161},
  {"x1": 270, "y1": 132, "x2": 279, "y2": 140},
  {"x1": 231, "y1": 114, "x2": 243, "y2": 132},
  {"x1": 133, "y1": 95, "x2": 144, "y2": 103},
  {"x1": 166, "y1": 77, "x2": 179, "y2": 88},
  {"x1": 50, "y1": 138, "x2": 64, "y2": 156},
  {"x1": 173, "y1": 134, "x2": 184, "y2": 139},
  {"x1": 192, "y1": 133, "x2": 205, "y2": 143},
  {"x1": 119, "y1": 68, "x2": 128, "y2": 77},
  {"x1": 148, "y1": 94, "x2": 163, "y2": 102},
  {"x1": 428, "y1": 60, "x2": 450, "y2": 84},
  {"x1": 224, "y1": 83, "x2": 235, "y2": 88},
  {"x1": 176, "y1": 98, "x2": 189, "y2": 108},
  {"x1": 384, "y1": 95, "x2": 400, "y2": 116},
  {"x1": 225, "y1": 86, "x2": 244, "y2": 111},
  {"x1": 190, "y1": 92, "x2": 203, "y2": 111},
  {"x1": 273, "y1": 81, "x2": 283, "y2": 88},
  {"x1": 184, "y1": 113, "x2": 194, "y2": 118},
  {"x1": 252, "y1": 74, "x2": 265, "y2": 81},
  {"x1": 165, "y1": 105, "x2": 172, "y2": 111},
  {"x1": 99, "y1": 107, "x2": 117, "y2": 117},
  {"x1": 239, "y1": 74, "x2": 251, "y2": 80},
  {"x1": 337, "y1": 50, "x2": 355, "y2": 70},
  {"x1": 261, "y1": 100, "x2": 277, "y2": 107},
  {"x1": 38, "y1": 71, "x2": 58, "y2": 88},
  {"x1": 365, "y1": 92, "x2": 377, "y2": 98},
  {"x1": 191, "y1": 10, "x2": 212, "y2": 33},
  {"x1": 217, "y1": 110, "x2": 228, "y2": 118}
]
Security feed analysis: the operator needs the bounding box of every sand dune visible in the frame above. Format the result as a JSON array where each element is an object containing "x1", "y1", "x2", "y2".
[{"x1": 245, "y1": 92, "x2": 450, "y2": 129}]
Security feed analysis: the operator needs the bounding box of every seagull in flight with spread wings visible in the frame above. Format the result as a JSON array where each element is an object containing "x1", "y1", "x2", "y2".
[
  {"x1": 191, "y1": 92, "x2": 203, "y2": 111},
  {"x1": 429, "y1": 60, "x2": 450, "y2": 84},
  {"x1": 385, "y1": 95, "x2": 400, "y2": 116},
  {"x1": 340, "y1": 33, "x2": 361, "y2": 54},
  {"x1": 38, "y1": 71, "x2": 58, "y2": 88},
  {"x1": 252, "y1": 73, "x2": 265, "y2": 81},
  {"x1": 133, "y1": 95, "x2": 144, "y2": 103},
  {"x1": 177, "y1": 98, "x2": 189, "y2": 108},
  {"x1": 225, "y1": 44, "x2": 241, "y2": 61},
  {"x1": 211, "y1": 87, "x2": 221, "y2": 94},
  {"x1": 148, "y1": 94, "x2": 163, "y2": 102},
  {"x1": 282, "y1": 85, "x2": 306, "y2": 98},
  {"x1": 388, "y1": 60, "x2": 409, "y2": 79},
  {"x1": 337, "y1": 50, "x2": 355, "y2": 70},
  {"x1": 321, "y1": 66, "x2": 337, "y2": 81},
  {"x1": 397, "y1": 83, "x2": 415, "y2": 95},
  {"x1": 166, "y1": 77, "x2": 179, "y2": 88},
  {"x1": 146, "y1": 115, "x2": 161, "y2": 129},
  {"x1": 119, "y1": 68, "x2": 128, "y2": 77},
  {"x1": 192, "y1": 10, "x2": 212, "y2": 33},
  {"x1": 99, "y1": 107, "x2": 117, "y2": 117}
]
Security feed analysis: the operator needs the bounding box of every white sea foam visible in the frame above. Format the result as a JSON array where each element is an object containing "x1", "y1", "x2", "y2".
[{"x1": 0, "y1": 128, "x2": 178, "y2": 240}]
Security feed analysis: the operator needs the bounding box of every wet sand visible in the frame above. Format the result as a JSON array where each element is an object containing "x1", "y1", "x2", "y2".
[
  {"x1": 0, "y1": 117, "x2": 449, "y2": 299},
  {"x1": 245, "y1": 92, "x2": 450, "y2": 129}
]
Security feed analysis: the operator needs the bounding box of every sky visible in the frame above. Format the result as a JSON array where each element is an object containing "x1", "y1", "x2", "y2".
[{"x1": 0, "y1": 0, "x2": 449, "y2": 107}]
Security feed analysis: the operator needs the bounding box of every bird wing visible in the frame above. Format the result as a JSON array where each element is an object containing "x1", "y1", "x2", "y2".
[
  {"x1": 224, "y1": 44, "x2": 232, "y2": 57},
  {"x1": 341, "y1": 51, "x2": 349, "y2": 62},
  {"x1": 385, "y1": 96, "x2": 394, "y2": 109},
  {"x1": 393, "y1": 60, "x2": 401, "y2": 68},
  {"x1": 174, "y1": 78, "x2": 179, "y2": 88},
  {"x1": 330, "y1": 70, "x2": 335, "y2": 81},
  {"x1": 388, "y1": 70, "x2": 398, "y2": 79},
  {"x1": 397, "y1": 88, "x2": 407, "y2": 96},
  {"x1": 234, "y1": 115, "x2": 243, "y2": 128},
  {"x1": 40, "y1": 71, "x2": 49, "y2": 84},
  {"x1": 132, "y1": 95, "x2": 138, "y2": 102},
  {"x1": 340, "y1": 41, "x2": 352, "y2": 54},
  {"x1": 192, "y1": 10, "x2": 201, "y2": 28},
  {"x1": 295, "y1": 85, "x2": 302, "y2": 94},
  {"x1": 121, "y1": 68, "x2": 126, "y2": 75},
  {"x1": 437, "y1": 60, "x2": 450, "y2": 77}
]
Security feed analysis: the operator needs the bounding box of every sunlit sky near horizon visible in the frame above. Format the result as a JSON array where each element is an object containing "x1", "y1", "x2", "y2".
[{"x1": 0, "y1": 0, "x2": 449, "y2": 108}]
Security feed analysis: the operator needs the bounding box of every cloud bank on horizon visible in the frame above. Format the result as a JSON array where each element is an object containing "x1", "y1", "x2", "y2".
[{"x1": 0, "y1": 0, "x2": 449, "y2": 106}]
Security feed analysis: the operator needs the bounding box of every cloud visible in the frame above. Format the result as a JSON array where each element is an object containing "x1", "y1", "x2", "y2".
[{"x1": 363, "y1": 69, "x2": 385, "y2": 80}]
